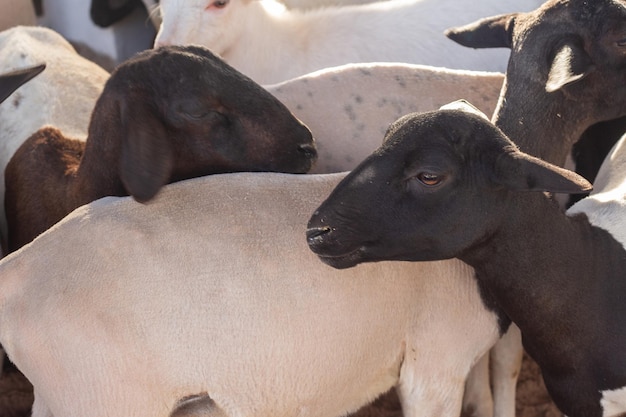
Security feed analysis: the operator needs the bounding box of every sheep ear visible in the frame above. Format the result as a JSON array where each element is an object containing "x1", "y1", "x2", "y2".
[
  {"x1": 440, "y1": 100, "x2": 489, "y2": 120},
  {"x1": 445, "y1": 13, "x2": 516, "y2": 49},
  {"x1": 0, "y1": 64, "x2": 45, "y2": 103},
  {"x1": 494, "y1": 150, "x2": 592, "y2": 194},
  {"x1": 545, "y1": 41, "x2": 594, "y2": 92},
  {"x1": 119, "y1": 100, "x2": 174, "y2": 203}
]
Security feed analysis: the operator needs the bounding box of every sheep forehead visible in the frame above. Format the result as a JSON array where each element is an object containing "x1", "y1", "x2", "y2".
[
  {"x1": 383, "y1": 111, "x2": 507, "y2": 154},
  {"x1": 516, "y1": 0, "x2": 626, "y2": 36},
  {"x1": 115, "y1": 46, "x2": 239, "y2": 93}
]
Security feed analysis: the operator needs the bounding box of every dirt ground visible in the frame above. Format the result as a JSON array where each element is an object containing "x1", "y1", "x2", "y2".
[{"x1": 0, "y1": 351, "x2": 561, "y2": 417}]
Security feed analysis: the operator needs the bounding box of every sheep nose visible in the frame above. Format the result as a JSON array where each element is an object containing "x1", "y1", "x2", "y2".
[
  {"x1": 306, "y1": 226, "x2": 332, "y2": 246},
  {"x1": 298, "y1": 143, "x2": 318, "y2": 161}
]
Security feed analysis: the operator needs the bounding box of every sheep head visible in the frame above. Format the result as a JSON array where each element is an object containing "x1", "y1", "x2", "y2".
[
  {"x1": 306, "y1": 102, "x2": 590, "y2": 269},
  {"x1": 445, "y1": 0, "x2": 626, "y2": 165},
  {"x1": 88, "y1": 45, "x2": 316, "y2": 203}
]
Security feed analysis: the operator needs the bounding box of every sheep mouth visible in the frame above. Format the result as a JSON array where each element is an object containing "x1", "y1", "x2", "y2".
[{"x1": 314, "y1": 247, "x2": 367, "y2": 270}]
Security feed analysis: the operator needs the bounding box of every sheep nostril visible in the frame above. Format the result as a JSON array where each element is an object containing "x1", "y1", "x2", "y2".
[
  {"x1": 306, "y1": 226, "x2": 332, "y2": 243},
  {"x1": 298, "y1": 143, "x2": 318, "y2": 161}
]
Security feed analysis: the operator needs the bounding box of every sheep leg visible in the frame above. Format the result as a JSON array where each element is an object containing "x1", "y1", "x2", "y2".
[
  {"x1": 396, "y1": 367, "x2": 465, "y2": 417},
  {"x1": 490, "y1": 325, "x2": 523, "y2": 417},
  {"x1": 462, "y1": 353, "x2": 494, "y2": 417}
]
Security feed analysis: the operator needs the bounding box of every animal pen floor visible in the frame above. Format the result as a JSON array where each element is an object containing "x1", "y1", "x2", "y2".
[{"x1": 0, "y1": 352, "x2": 561, "y2": 417}]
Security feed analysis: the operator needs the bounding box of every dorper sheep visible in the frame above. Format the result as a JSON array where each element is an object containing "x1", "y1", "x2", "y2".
[
  {"x1": 4, "y1": 44, "x2": 315, "y2": 252},
  {"x1": 0, "y1": 169, "x2": 501, "y2": 417},
  {"x1": 444, "y1": 0, "x2": 626, "y2": 411},
  {"x1": 306, "y1": 102, "x2": 626, "y2": 417},
  {"x1": 154, "y1": 0, "x2": 543, "y2": 84}
]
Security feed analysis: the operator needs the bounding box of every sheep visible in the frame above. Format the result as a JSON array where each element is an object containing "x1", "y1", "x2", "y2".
[
  {"x1": 306, "y1": 102, "x2": 626, "y2": 417},
  {"x1": 0, "y1": 25, "x2": 110, "y2": 252},
  {"x1": 266, "y1": 62, "x2": 504, "y2": 174},
  {"x1": 446, "y1": 0, "x2": 626, "y2": 168},
  {"x1": 443, "y1": 0, "x2": 626, "y2": 412},
  {"x1": 0, "y1": 0, "x2": 36, "y2": 32},
  {"x1": 4, "y1": 43, "x2": 316, "y2": 252},
  {"x1": 0, "y1": 169, "x2": 502, "y2": 417},
  {"x1": 153, "y1": 0, "x2": 543, "y2": 84}
]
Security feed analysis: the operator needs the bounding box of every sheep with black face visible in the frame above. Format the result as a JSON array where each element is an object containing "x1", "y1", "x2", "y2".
[{"x1": 308, "y1": 103, "x2": 626, "y2": 417}]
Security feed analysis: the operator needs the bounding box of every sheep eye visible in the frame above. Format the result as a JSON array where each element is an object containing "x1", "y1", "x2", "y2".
[
  {"x1": 618, "y1": 38, "x2": 626, "y2": 47},
  {"x1": 174, "y1": 100, "x2": 220, "y2": 121},
  {"x1": 184, "y1": 111, "x2": 211, "y2": 120},
  {"x1": 210, "y1": 0, "x2": 230, "y2": 8},
  {"x1": 416, "y1": 172, "x2": 442, "y2": 187}
]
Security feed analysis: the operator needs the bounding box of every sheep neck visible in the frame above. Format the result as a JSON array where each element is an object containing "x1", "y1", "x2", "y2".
[
  {"x1": 493, "y1": 78, "x2": 592, "y2": 167},
  {"x1": 457, "y1": 190, "x2": 626, "y2": 417},
  {"x1": 73, "y1": 126, "x2": 127, "y2": 205}
]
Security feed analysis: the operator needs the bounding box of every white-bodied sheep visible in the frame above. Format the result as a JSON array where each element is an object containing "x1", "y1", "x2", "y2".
[
  {"x1": 154, "y1": 0, "x2": 542, "y2": 84},
  {"x1": 4, "y1": 44, "x2": 315, "y2": 252},
  {"x1": 266, "y1": 63, "x2": 503, "y2": 173},
  {"x1": 0, "y1": 170, "x2": 501, "y2": 417}
]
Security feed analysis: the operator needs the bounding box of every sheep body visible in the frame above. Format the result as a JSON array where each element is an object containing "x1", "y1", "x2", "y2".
[
  {"x1": 568, "y1": 133, "x2": 626, "y2": 247},
  {"x1": 154, "y1": 0, "x2": 541, "y2": 84},
  {"x1": 0, "y1": 171, "x2": 500, "y2": 417},
  {"x1": 266, "y1": 63, "x2": 503, "y2": 173}
]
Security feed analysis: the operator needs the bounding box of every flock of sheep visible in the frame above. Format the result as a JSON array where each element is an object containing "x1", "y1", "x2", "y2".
[{"x1": 0, "y1": 0, "x2": 625, "y2": 417}]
